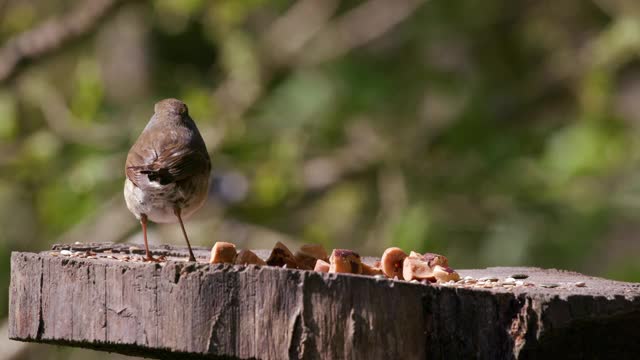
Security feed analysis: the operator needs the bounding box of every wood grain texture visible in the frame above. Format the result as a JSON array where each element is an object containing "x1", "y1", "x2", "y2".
[{"x1": 8, "y1": 243, "x2": 640, "y2": 359}]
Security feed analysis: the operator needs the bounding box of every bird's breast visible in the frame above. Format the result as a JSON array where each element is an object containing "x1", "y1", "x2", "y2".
[{"x1": 124, "y1": 175, "x2": 209, "y2": 224}]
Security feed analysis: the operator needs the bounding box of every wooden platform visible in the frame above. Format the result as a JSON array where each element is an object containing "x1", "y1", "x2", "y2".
[{"x1": 8, "y1": 243, "x2": 640, "y2": 359}]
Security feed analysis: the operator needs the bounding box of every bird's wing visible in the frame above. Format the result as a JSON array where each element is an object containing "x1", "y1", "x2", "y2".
[{"x1": 126, "y1": 139, "x2": 210, "y2": 188}]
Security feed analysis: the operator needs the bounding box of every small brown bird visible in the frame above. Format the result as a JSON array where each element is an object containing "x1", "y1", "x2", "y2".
[{"x1": 124, "y1": 99, "x2": 211, "y2": 262}]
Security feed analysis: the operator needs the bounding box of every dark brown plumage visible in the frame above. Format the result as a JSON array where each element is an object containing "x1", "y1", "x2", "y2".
[{"x1": 124, "y1": 98, "x2": 211, "y2": 262}]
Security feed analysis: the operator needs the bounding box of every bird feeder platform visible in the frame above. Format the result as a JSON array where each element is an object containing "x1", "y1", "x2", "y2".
[{"x1": 8, "y1": 243, "x2": 640, "y2": 359}]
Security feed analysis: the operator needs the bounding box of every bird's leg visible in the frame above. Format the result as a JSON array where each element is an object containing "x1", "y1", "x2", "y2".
[
  {"x1": 140, "y1": 214, "x2": 158, "y2": 262},
  {"x1": 174, "y1": 207, "x2": 196, "y2": 262}
]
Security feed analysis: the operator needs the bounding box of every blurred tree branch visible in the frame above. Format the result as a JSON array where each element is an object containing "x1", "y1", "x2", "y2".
[{"x1": 0, "y1": 0, "x2": 130, "y2": 83}]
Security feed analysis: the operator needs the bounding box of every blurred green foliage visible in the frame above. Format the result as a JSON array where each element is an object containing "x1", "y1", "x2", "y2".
[{"x1": 2, "y1": 4, "x2": 640, "y2": 357}]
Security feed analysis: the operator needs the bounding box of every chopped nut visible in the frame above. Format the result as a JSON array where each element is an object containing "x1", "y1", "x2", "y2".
[
  {"x1": 433, "y1": 265, "x2": 460, "y2": 283},
  {"x1": 421, "y1": 253, "x2": 448, "y2": 268},
  {"x1": 314, "y1": 259, "x2": 330, "y2": 273},
  {"x1": 298, "y1": 244, "x2": 329, "y2": 261},
  {"x1": 540, "y1": 283, "x2": 559, "y2": 288},
  {"x1": 329, "y1": 249, "x2": 363, "y2": 274},
  {"x1": 295, "y1": 244, "x2": 328, "y2": 270},
  {"x1": 381, "y1": 247, "x2": 407, "y2": 279},
  {"x1": 209, "y1": 242, "x2": 237, "y2": 264},
  {"x1": 402, "y1": 256, "x2": 436, "y2": 281},
  {"x1": 266, "y1": 241, "x2": 299, "y2": 268},
  {"x1": 361, "y1": 262, "x2": 383, "y2": 276},
  {"x1": 235, "y1": 249, "x2": 266, "y2": 266}
]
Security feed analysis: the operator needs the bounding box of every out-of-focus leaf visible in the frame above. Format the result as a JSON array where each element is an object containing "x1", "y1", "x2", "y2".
[
  {"x1": 70, "y1": 58, "x2": 104, "y2": 123},
  {"x1": 0, "y1": 91, "x2": 17, "y2": 140}
]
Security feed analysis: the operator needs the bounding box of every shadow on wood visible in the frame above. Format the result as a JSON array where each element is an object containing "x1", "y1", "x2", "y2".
[{"x1": 8, "y1": 243, "x2": 640, "y2": 359}]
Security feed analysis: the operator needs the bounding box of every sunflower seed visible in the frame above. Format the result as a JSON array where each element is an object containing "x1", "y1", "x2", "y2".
[
  {"x1": 511, "y1": 274, "x2": 529, "y2": 279},
  {"x1": 540, "y1": 283, "x2": 559, "y2": 288}
]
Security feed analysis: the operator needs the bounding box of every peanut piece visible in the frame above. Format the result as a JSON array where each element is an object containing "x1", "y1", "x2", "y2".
[
  {"x1": 266, "y1": 241, "x2": 299, "y2": 268},
  {"x1": 298, "y1": 244, "x2": 329, "y2": 261},
  {"x1": 402, "y1": 256, "x2": 435, "y2": 281},
  {"x1": 433, "y1": 265, "x2": 460, "y2": 282},
  {"x1": 314, "y1": 259, "x2": 330, "y2": 272},
  {"x1": 295, "y1": 244, "x2": 329, "y2": 270},
  {"x1": 235, "y1": 249, "x2": 266, "y2": 265},
  {"x1": 210, "y1": 242, "x2": 237, "y2": 264},
  {"x1": 329, "y1": 249, "x2": 363, "y2": 274},
  {"x1": 381, "y1": 247, "x2": 407, "y2": 278},
  {"x1": 422, "y1": 253, "x2": 449, "y2": 268},
  {"x1": 362, "y1": 262, "x2": 383, "y2": 276}
]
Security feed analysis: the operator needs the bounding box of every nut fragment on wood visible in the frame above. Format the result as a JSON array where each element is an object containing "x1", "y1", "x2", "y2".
[
  {"x1": 235, "y1": 249, "x2": 266, "y2": 265},
  {"x1": 295, "y1": 244, "x2": 329, "y2": 270},
  {"x1": 329, "y1": 249, "x2": 363, "y2": 274},
  {"x1": 266, "y1": 241, "x2": 299, "y2": 268},
  {"x1": 314, "y1": 259, "x2": 330, "y2": 272},
  {"x1": 421, "y1": 253, "x2": 448, "y2": 268},
  {"x1": 210, "y1": 242, "x2": 237, "y2": 264},
  {"x1": 403, "y1": 256, "x2": 435, "y2": 281},
  {"x1": 299, "y1": 244, "x2": 329, "y2": 261},
  {"x1": 381, "y1": 247, "x2": 407, "y2": 279},
  {"x1": 362, "y1": 262, "x2": 383, "y2": 276},
  {"x1": 433, "y1": 265, "x2": 460, "y2": 283}
]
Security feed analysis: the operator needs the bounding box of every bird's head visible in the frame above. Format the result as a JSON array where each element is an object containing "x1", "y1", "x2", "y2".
[{"x1": 154, "y1": 98, "x2": 189, "y2": 116}]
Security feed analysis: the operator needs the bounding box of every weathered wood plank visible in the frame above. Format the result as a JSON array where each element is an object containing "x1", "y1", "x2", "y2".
[{"x1": 8, "y1": 243, "x2": 640, "y2": 359}]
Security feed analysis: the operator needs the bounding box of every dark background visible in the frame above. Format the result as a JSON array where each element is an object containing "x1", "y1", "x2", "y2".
[{"x1": 2, "y1": 0, "x2": 640, "y2": 358}]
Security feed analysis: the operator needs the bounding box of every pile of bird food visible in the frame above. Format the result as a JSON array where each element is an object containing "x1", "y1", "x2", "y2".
[{"x1": 210, "y1": 241, "x2": 461, "y2": 283}]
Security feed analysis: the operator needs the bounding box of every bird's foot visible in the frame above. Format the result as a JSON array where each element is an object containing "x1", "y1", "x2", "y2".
[{"x1": 144, "y1": 255, "x2": 161, "y2": 263}]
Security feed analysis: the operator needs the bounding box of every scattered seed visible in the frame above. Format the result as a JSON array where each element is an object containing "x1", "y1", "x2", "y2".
[
  {"x1": 515, "y1": 280, "x2": 524, "y2": 286},
  {"x1": 50, "y1": 252, "x2": 59, "y2": 256},
  {"x1": 479, "y1": 276, "x2": 499, "y2": 282},
  {"x1": 410, "y1": 279, "x2": 419, "y2": 284},
  {"x1": 374, "y1": 274, "x2": 386, "y2": 279},
  {"x1": 74, "y1": 241, "x2": 82, "y2": 245},
  {"x1": 483, "y1": 283, "x2": 494, "y2": 288},
  {"x1": 574, "y1": 281, "x2": 586, "y2": 287},
  {"x1": 106, "y1": 255, "x2": 115, "y2": 259},
  {"x1": 503, "y1": 277, "x2": 516, "y2": 285},
  {"x1": 511, "y1": 274, "x2": 529, "y2": 279},
  {"x1": 540, "y1": 283, "x2": 559, "y2": 288},
  {"x1": 463, "y1": 276, "x2": 475, "y2": 281},
  {"x1": 60, "y1": 250, "x2": 72, "y2": 256}
]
